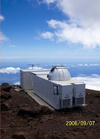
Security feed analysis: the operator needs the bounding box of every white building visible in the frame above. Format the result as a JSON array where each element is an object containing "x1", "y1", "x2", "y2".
[{"x1": 20, "y1": 66, "x2": 85, "y2": 109}]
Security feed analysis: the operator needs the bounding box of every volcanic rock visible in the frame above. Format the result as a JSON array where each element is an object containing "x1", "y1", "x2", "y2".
[
  {"x1": 1, "y1": 85, "x2": 100, "y2": 139},
  {"x1": 1, "y1": 102, "x2": 10, "y2": 111},
  {"x1": 1, "y1": 83, "x2": 12, "y2": 92},
  {"x1": 12, "y1": 132, "x2": 26, "y2": 139},
  {"x1": 1, "y1": 92, "x2": 12, "y2": 101},
  {"x1": 18, "y1": 104, "x2": 42, "y2": 117}
]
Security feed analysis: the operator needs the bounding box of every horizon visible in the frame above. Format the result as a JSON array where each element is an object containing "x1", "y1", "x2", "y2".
[{"x1": 0, "y1": 60, "x2": 100, "y2": 91}]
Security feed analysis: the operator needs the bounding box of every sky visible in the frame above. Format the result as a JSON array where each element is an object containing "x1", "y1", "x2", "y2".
[{"x1": 1, "y1": 0, "x2": 100, "y2": 62}]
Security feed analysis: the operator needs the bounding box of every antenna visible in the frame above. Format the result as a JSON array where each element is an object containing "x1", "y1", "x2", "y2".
[{"x1": 27, "y1": 64, "x2": 40, "y2": 69}]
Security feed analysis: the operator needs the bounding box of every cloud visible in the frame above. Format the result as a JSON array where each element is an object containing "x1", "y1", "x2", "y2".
[
  {"x1": 0, "y1": 67, "x2": 21, "y2": 74},
  {"x1": 90, "y1": 64, "x2": 100, "y2": 66},
  {"x1": 28, "y1": 66, "x2": 43, "y2": 70},
  {"x1": 73, "y1": 74, "x2": 100, "y2": 91},
  {"x1": 40, "y1": 31, "x2": 54, "y2": 40},
  {"x1": 68, "y1": 63, "x2": 100, "y2": 67},
  {"x1": 0, "y1": 32, "x2": 9, "y2": 42},
  {"x1": 43, "y1": 0, "x2": 100, "y2": 25},
  {"x1": 9, "y1": 45, "x2": 16, "y2": 48},
  {"x1": 0, "y1": 66, "x2": 43, "y2": 74},
  {"x1": 46, "y1": 19, "x2": 100, "y2": 48},
  {"x1": 77, "y1": 63, "x2": 100, "y2": 67},
  {"x1": 14, "y1": 81, "x2": 20, "y2": 85},
  {"x1": 42, "y1": 0, "x2": 100, "y2": 48},
  {"x1": 0, "y1": 15, "x2": 4, "y2": 21},
  {"x1": 43, "y1": 0, "x2": 56, "y2": 4},
  {"x1": 0, "y1": 15, "x2": 9, "y2": 42},
  {"x1": 78, "y1": 64, "x2": 83, "y2": 66},
  {"x1": 56, "y1": 0, "x2": 100, "y2": 27},
  {"x1": 1, "y1": 57, "x2": 19, "y2": 59},
  {"x1": 84, "y1": 64, "x2": 88, "y2": 66}
]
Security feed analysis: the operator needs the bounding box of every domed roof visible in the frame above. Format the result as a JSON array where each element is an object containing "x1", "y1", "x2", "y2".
[{"x1": 47, "y1": 66, "x2": 71, "y2": 81}]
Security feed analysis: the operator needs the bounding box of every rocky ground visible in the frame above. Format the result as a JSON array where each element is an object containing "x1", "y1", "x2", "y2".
[{"x1": 0, "y1": 83, "x2": 100, "y2": 139}]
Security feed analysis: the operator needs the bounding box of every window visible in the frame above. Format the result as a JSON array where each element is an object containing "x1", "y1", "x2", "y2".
[{"x1": 53, "y1": 85, "x2": 59, "y2": 95}]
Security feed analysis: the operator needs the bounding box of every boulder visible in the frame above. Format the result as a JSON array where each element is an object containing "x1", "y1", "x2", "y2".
[
  {"x1": 12, "y1": 132, "x2": 26, "y2": 139},
  {"x1": 41, "y1": 106, "x2": 53, "y2": 114},
  {"x1": 1, "y1": 102, "x2": 10, "y2": 111},
  {"x1": 1, "y1": 92, "x2": 12, "y2": 101},
  {"x1": 18, "y1": 105, "x2": 42, "y2": 117},
  {"x1": 1, "y1": 83, "x2": 12, "y2": 92}
]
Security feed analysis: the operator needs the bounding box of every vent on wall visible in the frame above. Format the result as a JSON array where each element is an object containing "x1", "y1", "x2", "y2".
[
  {"x1": 61, "y1": 99, "x2": 71, "y2": 107},
  {"x1": 76, "y1": 97, "x2": 84, "y2": 105}
]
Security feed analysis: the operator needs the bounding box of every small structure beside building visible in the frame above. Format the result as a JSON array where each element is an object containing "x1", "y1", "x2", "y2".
[{"x1": 20, "y1": 69, "x2": 50, "y2": 90}]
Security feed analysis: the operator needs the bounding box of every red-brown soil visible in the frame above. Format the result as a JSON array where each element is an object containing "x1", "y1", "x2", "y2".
[{"x1": 0, "y1": 83, "x2": 100, "y2": 139}]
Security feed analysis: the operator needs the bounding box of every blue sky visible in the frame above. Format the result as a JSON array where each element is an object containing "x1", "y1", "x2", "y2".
[{"x1": 1, "y1": 0, "x2": 100, "y2": 63}]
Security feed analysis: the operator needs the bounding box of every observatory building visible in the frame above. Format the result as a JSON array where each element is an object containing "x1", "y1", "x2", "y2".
[{"x1": 20, "y1": 66, "x2": 85, "y2": 109}]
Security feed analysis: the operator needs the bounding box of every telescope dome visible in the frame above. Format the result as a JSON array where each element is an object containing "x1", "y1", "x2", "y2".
[{"x1": 47, "y1": 66, "x2": 71, "y2": 81}]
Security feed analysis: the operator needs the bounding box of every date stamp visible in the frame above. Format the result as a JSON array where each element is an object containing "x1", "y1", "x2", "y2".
[{"x1": 66, "y1": 121, "x2": 95, "y2": 126}]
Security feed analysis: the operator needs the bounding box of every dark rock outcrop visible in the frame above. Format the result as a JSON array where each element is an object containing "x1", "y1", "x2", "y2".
[
  {"x1": 1, "y1": 92, "x2": 12, "y2": 101},
  {"x1": 1, "y1": 102, "x2": 10, "y2": 111},
  {"x1": 1, "y1": 83, "x2": 12, "y2": 92},
  {"x1": 12, "y1": 132, "x2": 26, "y2": 139}
]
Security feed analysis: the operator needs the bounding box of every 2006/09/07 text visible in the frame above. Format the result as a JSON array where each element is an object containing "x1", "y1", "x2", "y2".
[{"x1": 66, "y1": 121, "x2": 95, "y2": 126}]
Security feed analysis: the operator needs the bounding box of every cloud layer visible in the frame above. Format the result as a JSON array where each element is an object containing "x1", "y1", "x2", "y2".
[
  {"x1": 0, "y1": 67, "x2": 21, "y2": 74},
  {"x1": 0, "y1": 66, "x2": 43, "y2": 74},
  {"x1": 73, "y1": 74, "x2": 100, "y2": 91},
  {"x1": 28, "y1": 66, "x2": 43, "y2": 70},
  {"x1": 41, "y1": 0, "x2": 100, "y2": 48},
  {"x1": 1, "y1": 66, "x2": 100, "y2": 91}
]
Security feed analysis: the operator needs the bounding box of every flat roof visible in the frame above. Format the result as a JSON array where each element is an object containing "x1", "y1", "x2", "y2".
[
  {"x1": 35, "y1": 74, "x2": 84, "y2": 86},
  {"x1": 31, "y1": 71, "x2": 50, "y2": 75},
  {"x1": 20, "y1": 69, "x2": 50, "y2": 72}
]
